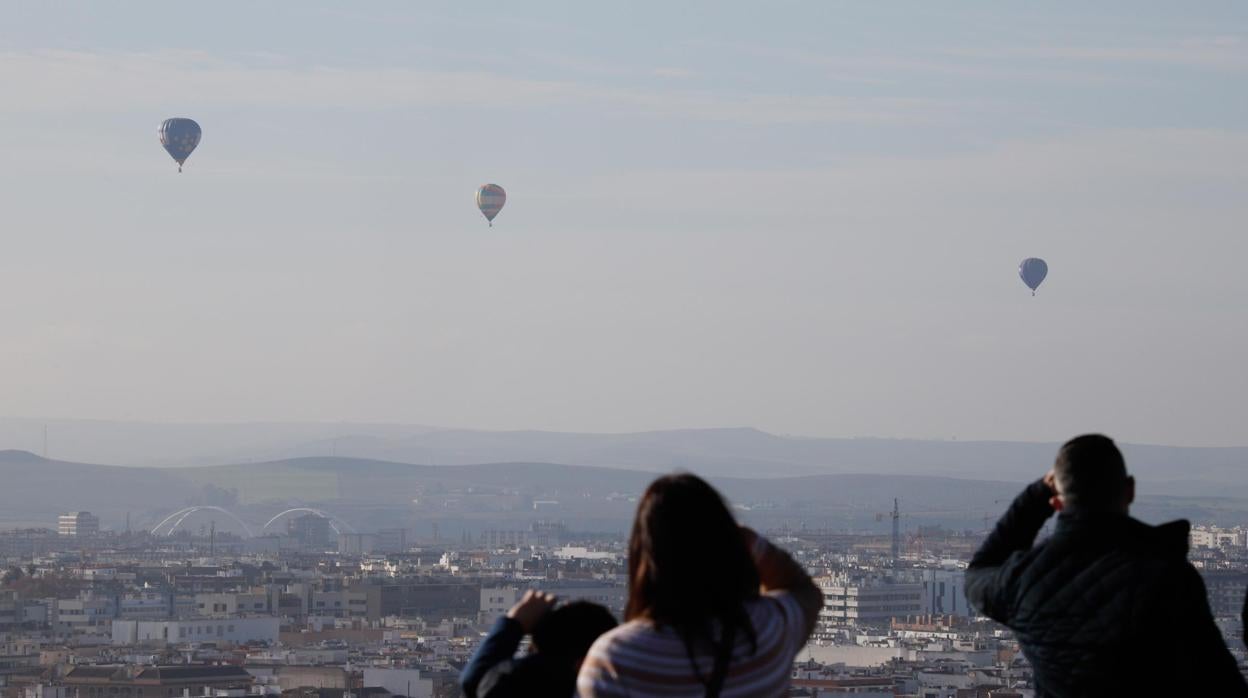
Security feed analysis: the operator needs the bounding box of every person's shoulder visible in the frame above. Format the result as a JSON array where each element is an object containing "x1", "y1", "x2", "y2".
[
  {"x1": 754, "y1": 590, "x2": 800, "y2": 617},
  {"x1": 997, "y1": 535, "x2": 1055, "y2": 574},
  {"x1": 598, "y1": 619, "x2": 656, "y2": 640},
  {"x1": 588, "y1": 619, "x2": 665, "y2": 654},
  {"x1": 1114, "y1": 524, "x2": 1201, "y2": 595},
  {"x1": 1151, "y1": 556, "x2": 1202, "y2": 585},
  {"x1": 1146, "y1": 518, "x2": 1191, "y2": 554},
  {"x1": 506, "y1": 654, "x2": 574, "y2": 696},
  {"x1": 753, "y1": 591, "x2": 811, "y2": 639},
  {"x1": 580, "y1": 620, "x2": 669, "y2": 692},
  {"x1": 1103, "y1": 518, "x2": 1191, "y2": 575}
]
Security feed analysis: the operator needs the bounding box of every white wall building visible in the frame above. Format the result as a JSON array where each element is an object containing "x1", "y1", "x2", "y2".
[
  {"x1": 118, "y1": 591, "x2": 174, "y2": 620},
  {"x1": 57, "y1": 512, "x2": 100, "y2": 537},
  {"x1": 111, "y1": 616, "x2": 280, "y2": 646},
  {"x1": 553, "y1": 546, "x2": 618, "y2": 561},
  {"x1": 478, "y1": 582, "x2": 625, "y2": 621},
  {"x1": 479, "y1": 587, "x2": 520, "y2": 622},
  {"x1": 1191, "y1": 526, "x2": 1247, "y2": 550},
  {"x1": 918, "y1": 568, "x2": 971, "y2": 619},
  {"x1": 820, "y1": 580, "x2": 924, "y2": 626},
  {"x1": 547, "y1": 583, "x2": 627, "y2": 616},
  {"x1": 196, "y1": 592, "x2": 269, "y2": 617},
  {"x1": 54, "y1": 596, "x2": 115, "y2": 633},
  {"x1": 337, "y1": 533, "x2": 377, "y2": 555}
]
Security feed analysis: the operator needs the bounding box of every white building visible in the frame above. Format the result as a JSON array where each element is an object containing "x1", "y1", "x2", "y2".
[
  {"x1": 553, "y1": 546, "x2": 618, "y2": 561},
  {"x1": 820, "y1": 579, "x2": 924, "y2": 626},
  {"x1": 480, "y1": 587, "x2": 520, "y2": 622},
  {"x1": 918, "y1": 568, "x2": 971, "y2": 619},
  {"x1": 338, "y1": 533, "x2": 377, "y2": 555},
  {"x1": 478, "y1": 582, "x2": 625, "y2": 621},
  {"x1": 111, "y1": 616, "x2": 280, "y2": 646},
  {"x1": 22, "y1": 686, "x2": 72, "y2": 698},
  {"x1": 54, "y1": 595, "x2": 115, "y2": 633},
  {"x1": 547, "y1": 583, "x2": 627, "y2": 616},
  {"x1": 195, "y1": 592, "x2": 269, "y2": 617},
  {"x1": 799, "y1": 643, "x2": 908, "y2": 668},
  {"x1": 1191, "y1": 526, "x2": 1247, "y2": 550},
  {"x1": 118, "y1": 591, "x2": 175, "y2": 620},
  {"x1": 57, "y1": 512, "x2": 100, "y2": 537}
]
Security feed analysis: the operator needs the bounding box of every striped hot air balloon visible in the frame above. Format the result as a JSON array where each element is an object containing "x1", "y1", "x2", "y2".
[
  {"x1": 476, "y1": 184, "x2": 506, "y2": 227},
  {"x1": 159, "y1": 118, "x2": 201, "y2": 172}
]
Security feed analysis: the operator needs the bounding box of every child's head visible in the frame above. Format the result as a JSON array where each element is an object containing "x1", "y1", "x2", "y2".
[{"x1": 531, "y1": 600, "x2": 618, "y2": 661}]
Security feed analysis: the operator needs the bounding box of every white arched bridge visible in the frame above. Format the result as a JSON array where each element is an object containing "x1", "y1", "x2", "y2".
[
  {"x1": 149, "y1": 506, "x2": 354, "y2": 537},
  {"x1": 262, "y1": 508, "x2": 357, "y2": 535}
]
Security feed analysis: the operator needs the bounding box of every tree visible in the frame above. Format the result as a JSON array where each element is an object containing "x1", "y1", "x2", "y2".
[{"x1": 1, "y1": 566, "x2": 24, "y2": 585}]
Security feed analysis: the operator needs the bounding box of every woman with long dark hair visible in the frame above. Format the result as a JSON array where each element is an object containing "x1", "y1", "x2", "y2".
[{"x1": 578, "y1": 474, "x2": 823, "y2": 697}]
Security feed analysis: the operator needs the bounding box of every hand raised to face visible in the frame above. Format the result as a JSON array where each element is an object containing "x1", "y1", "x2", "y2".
[
  {"x1": 1042, "y1": 469, "x2": 1063, "y2": 512},
  {"x1": 506, "y1": 589, "x2": 558, "y2": 633}
]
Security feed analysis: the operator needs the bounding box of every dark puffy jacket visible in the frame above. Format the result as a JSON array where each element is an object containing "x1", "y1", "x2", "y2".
[
  {"x1": 459, "y1": 616, "x2": 577, "y2": 698},
  {"x1": 966, "y1": 480, "x2": 1248, "y2": 697}
]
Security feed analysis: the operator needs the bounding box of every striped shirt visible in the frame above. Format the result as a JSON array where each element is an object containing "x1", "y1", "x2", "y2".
[{"x1": 576, "y1": 591, "x2": 810, "y2": 697}]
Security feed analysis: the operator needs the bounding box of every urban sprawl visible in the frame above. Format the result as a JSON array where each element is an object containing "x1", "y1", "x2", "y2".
[{"x1": 0, "y1": 506, "x2": 1245, "y2": 697}]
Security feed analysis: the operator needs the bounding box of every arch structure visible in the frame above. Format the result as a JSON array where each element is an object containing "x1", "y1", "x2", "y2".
[
  {"x1": 261, "y1": 508, "x2": 356, "y2": 536},
  {"x1": 150, "y1": 506, "x2": 255, "y2": 537}
]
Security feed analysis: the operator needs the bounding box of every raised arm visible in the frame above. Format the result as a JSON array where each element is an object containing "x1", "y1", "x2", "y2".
[
  {"x1": 460, "y1": 590, "x2": 556, "y2": 698},
  {"x1": 965, "y1": 477, "x2": 1055, "y2": 621},
  {"x1": 742, "y1": 527, "x2": 824, "y2": 639}
]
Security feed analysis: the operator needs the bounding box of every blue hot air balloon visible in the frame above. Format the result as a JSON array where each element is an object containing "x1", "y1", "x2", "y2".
[
  {"x1": 476, "y1": 184, "x2": 506, "y2": 227},
  {"x1": 159, "y1": 118, "x2": 201, "y2": 172},
  {"x1": 1019, "y1": 257, "x2": 1048, "y2": 296}
]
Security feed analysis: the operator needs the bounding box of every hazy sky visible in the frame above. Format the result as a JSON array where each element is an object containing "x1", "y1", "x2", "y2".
[{"x1": 1, "y1": 2, "x2": 1246, "y2": 447}]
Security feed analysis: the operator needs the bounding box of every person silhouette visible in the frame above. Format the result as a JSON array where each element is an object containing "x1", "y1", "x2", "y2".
[
  {"x1": 967, "y1": 434, "x2": 1247, "y2": 696},
  {"x1": 577, "y1": 473, "x2": 823, "y2": 697},
  {"x1": 461, "y1": 591, "x2": 617, "y2": 698}
]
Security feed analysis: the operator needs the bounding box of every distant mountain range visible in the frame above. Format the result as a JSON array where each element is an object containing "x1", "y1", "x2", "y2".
[
  {"x1": 3, "y1": 443, "x2": 1247, "y2": 536},
  {"x1": 0, "y1": 418, "x2": 439, "y2": 467},
  {"x1": 2, "y1": 418, "x2": 1246, "y2": 488}
]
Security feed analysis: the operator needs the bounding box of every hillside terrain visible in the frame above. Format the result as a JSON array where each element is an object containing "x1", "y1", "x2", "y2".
[{"x1": 2, "y1": 449, "x2": 1246, "y2": 537}]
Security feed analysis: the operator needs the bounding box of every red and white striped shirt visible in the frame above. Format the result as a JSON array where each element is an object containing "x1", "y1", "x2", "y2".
[{"x1": 576, "y1": 591, "x2": 811, "y2": 697}]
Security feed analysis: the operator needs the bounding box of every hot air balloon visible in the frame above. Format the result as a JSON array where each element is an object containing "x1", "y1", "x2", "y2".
[
  {"x1": 159, "y1": 118, "x2": 201, "y2": 172},
  {"x1": 1019, "y1": 257, "x2": 1048, "y2": 296},
  {"x1": 476, "y1": 184, "x2": 506, "y2": 227}
]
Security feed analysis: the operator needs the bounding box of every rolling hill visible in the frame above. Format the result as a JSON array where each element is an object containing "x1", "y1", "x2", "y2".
[{"x1": 3, "y1": 449, "x2": 1247, "y2": 535}]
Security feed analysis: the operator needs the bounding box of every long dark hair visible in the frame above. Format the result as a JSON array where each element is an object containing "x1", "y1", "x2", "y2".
[{"x1": 625, "y1": 474, "x2": 758, "y2": 688}]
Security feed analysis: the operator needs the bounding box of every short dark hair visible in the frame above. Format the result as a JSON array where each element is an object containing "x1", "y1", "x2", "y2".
[
  {"x1": 530, "y1": 600, "x2": 617, "y2": 660},
  {"x1": 1054, "y1": 434, "x2": 1129, "y2": 509}
]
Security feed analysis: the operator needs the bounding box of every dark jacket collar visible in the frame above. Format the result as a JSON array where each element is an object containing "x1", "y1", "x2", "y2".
[{"x1": 1053, "y1": 512, "x2": 1190, "y2": 557}]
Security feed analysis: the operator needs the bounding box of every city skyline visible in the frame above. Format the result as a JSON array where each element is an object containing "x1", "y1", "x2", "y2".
[{"x1": 4, "y1": 5, "x2": 1247, "y2": 695}]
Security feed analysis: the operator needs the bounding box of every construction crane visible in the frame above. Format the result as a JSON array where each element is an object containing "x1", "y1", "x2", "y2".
[{"x1": 891, "y1": 499, "x2": 900, "y2": 561}]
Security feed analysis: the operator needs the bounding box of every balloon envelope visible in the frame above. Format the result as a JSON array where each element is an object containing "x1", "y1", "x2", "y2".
[
  {"x1": 1019, "y1": 257, "x2": 1048, "y2": 294},
  {"x1": 159, "y1": 118, "x2": 201, "y2": 170},
  {"x1": 476, "y1": 184, "x2": 506, "y2": 225}
]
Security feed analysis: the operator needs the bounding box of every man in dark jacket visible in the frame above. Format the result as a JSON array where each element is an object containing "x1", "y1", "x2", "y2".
[
  {"x1": 460, "y1": 590, "x2": 617, "y2": 698},
  {"x1": 966, "y1": 434, "x2": 1247, "y2": 697}
]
